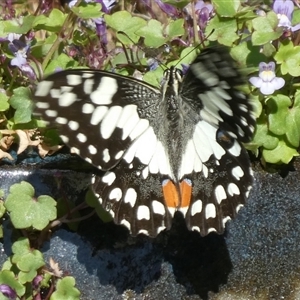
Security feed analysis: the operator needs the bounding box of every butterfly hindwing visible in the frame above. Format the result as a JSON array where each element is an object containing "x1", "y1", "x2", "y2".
[{"x1": 93, "y1": 158, "x2": 174, "y2": 236}]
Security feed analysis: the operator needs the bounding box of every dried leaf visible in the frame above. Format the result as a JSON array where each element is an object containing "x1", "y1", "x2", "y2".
[
  {"x1": 16, "y1": 129, "x2": 41, "y2": 154},
  {"x1": 49, "y1": 257, "x2": 63, "y2": 278},
  {"x1": 38, "y1": 143, "x2": 63, "y2": 158}
]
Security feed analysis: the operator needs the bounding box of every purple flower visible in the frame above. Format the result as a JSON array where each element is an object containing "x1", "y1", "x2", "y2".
[
  {"x1": 68, "y1": 0, "x2": 116, "y2": 44},
  {"x1": 249, "y1": 62, "x2": 285, "y2": 95},
  {"x1": 7, "y1": 38, "x2": 36, "y2": 79},
  {"x1": 154, "y1": 0, "x2": 178, "y2": 17},
  {"x1": 33, "y1": 275, "x2": 43, "y2": 289},
  {"x1": 273, "y1": 0, "x2": 294, "y2": 21},
  {"x1": 0, "y1": 284, "x2": 17, "y2": 300},
  {"x1": 273, "y1": 0, "x2": 300, "y2": 31},
  {"x1": 184, "y1": 0, "x2": 214, "y2": 33},
  {"x1": 96, "y1": 0, "x2": 115, "y2": 13}
]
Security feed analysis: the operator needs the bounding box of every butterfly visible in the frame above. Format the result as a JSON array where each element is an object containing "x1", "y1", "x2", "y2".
[{"x1": 34, "y1": 47, "x2": 256, "y2": 237}]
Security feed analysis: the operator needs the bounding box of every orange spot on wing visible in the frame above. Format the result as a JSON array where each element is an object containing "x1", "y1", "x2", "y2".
[
  {"x1": 162, "y1": 180, "x2": 179, "y2": 208},
  {"x1": 180, "y1": 179, "x2": 192, "y2": 208}
]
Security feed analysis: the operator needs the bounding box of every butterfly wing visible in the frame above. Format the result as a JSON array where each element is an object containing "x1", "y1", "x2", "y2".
[
  {"x1": 34, "y1": 70, "x2": 176, "y2": 236},
  {"x1": 34, "y1": 70, "x2": 162, "y2": 170},
  {"x1": 177, "y1": 48, "x2": 255, "y2": 236}
]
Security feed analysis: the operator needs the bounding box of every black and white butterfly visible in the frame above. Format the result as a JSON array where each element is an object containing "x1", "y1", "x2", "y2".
[{"x1": 34, "y1": 47, "x2": 256, "y2": 237}]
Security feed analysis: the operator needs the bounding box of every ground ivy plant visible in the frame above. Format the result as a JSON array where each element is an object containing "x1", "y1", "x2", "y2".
[{"x1": 0, "y1": 0, "x2": 299, "y2": 298}]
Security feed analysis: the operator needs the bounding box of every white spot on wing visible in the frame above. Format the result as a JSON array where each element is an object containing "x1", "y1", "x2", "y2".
[
  {"x1": 205, "y1": 203, "x2": 216, "y2": 219},
  {"x1": 67, "y1": 74, "x2": 82, "y2": 85},
  {"x1": 124, "y1": 188, "x2": 137, "y2": 207},
  {"x1": 36, "y1": 102, "x2": 49, "y2": 109},
  {"x1": 179, "y1": 139, "x2": 195, "y2": 178},
  {"x1": 91, "y1": 106, "x2": 108, "y2": 125},
  {"x1": 148, "y1": 141, "x2": 172, "y2": 177},
  {"x1": 56, "y1": 117, "x2": 68, "y2": 124},
  {"x1": 121, "y1": 110, "x2": 140, "y2": 140},
  {"x1": 117, "y1": 105, "x2": 137, "y2": 128},
  {"x1": 60, "y1": 135, "x2": 69, "y2": 143},
  {"x1": 90, "y1": 77, "x2": 118, "y2": 105},
  {"x1": 123, "y1": 127, "x2": 157, "y2": 165},
  {"x1": 82, "y1": 103, "x2": 94, "y2": 114},
  {"x1": 68, "y1": 120, "x2": 79, "y2": 131},
  {"x1": 215, "y1": 185, "x2": 227, "y2": 204},
  {"x1": 83, "y1": 78, "x2": 94, "y2": 94},
  {"x1": 88, "y1": 145, "x2": 97, "y2": 155},
  {"x1": 103, "y1": 148, "x2": 110, "y2": 163},
  {"x1": 228, "y1": 140, "x2": 242, "y2": 157},
  {"x1": 115, "y1": 150, "x2": 124, "y2": 160},
  {"x1": 137, "y1": 205, "x2": 150, "y2": 220},
  {"x1": 70, "y1": 147, "x2": 80, "y2": 154},
  {"x1": 231, "y1": 166, "x2": 244, "y2": 180},
  {"x1": 236, "y1": 204, "x2": 244, "y2": 213},
  {"x1": 228, "y1": 183, "x2": 240, "y2": 196},
  {"x1": 77, "y1": 133, "x2": 87, "y2": 143},
  {"x1": 85, "y1": 157, "x2": 92, "y2": 164},
  {"x1": 152, "y1": 200, "x2": 165, "y2": 215},
  {"x1": 191, "y1": 199, "x2": 202, "y2": 216},
  {"x1": 207, "y1": 227, "x2": 217, "y2": 233},
  {"x1": 35, "y1": 81, "x2": 53, "y2": 97},
  {"x1": 101, "y1": 106, "x2": 123, "y2": 139},
  {"x1": 129, "y1": 119, "x2": 149, "y2": 140},
  {"x1": 102, "y1": 171, "x2": 116, "y2": 185},
  {"x1": 59, "y1": 92, "x2": 77, "y2": 107},
  {"x1": 46, "y1": 110, "x2": 58, "y2": 117},
  {"x1": 109, "y1": 187, "x2": 122, "y2": 201},
  {"x1": 222, "y1": 216, "x2": 231, "y2": 227},
  {"x1": 120, "y1": 219, "x2": 131, "y2": 230},
  {"x1": 191, "y1": 226, "x2": 200, "y2": 232}
]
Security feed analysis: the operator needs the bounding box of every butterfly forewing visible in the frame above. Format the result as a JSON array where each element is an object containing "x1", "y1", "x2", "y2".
[
  {"x1": 34, "y1": 47, "x2": 255, "y2": 237},
  {"x1": 34, "y1": 70, "x2": 161, "y2": 170}
]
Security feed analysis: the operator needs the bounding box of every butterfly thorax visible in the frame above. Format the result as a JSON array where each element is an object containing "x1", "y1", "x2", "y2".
[{"x1": 158, "y1": 67, "x2": 195, "y2": 180}]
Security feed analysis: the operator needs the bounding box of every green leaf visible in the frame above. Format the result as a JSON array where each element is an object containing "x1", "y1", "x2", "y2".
[
  {"x1": 275, "y1": 40, "x2": 300, "y2": 76},
  {"x1": 0, "y1": 270, "x2": 25, "y2": 297},
  {"x1": 9, "y1": 87, "x2": 33, "y2": 124},
  {"x1": 162, "y1": 0, "x2": 189, "y2": 9},
  {"x1": 105, "y1": 11, "x2": 147, "y2": 45},
  {"x1": 0, "y1": 199, "x2": 6, "y2": 219},
  {"x1": 33, "y1": 9, "x2": 67, "y2": 31},
  {"x1": 251, "y1": 11, "x2": 283, "y2": 45},
  {"x1": 50, "y1": 277, "x2": 80, "y2": 300},
  {"x1": 5, "y1": 181, "x2": 57, "y2": 230},
  {"x1": 285, "y1": 90, "x2": 300, "y2": 147},
  {"x1": 206, "y1": 15, "x2": 238, "y2": 46},
  {"x1": 71, "y1": 2, "x2": 102, "y2": 19},
  {"x1": 44, "y1": 53, "x2": 79, "y2": 75},
  {"x1": 136, "y1": 19, "x2": 167, "y2": 47},
  {"x1": 267, "y1": 95, "x2": 291, "y2": 136},
  {"x1": 230, "y1": 42, "x2": 265, "y2": 68},
  {"x1": 3, "y1": 15, "x2": 35, "y2": 34},
  {"x1": 56, "y1": 197, "x2": 81, "y2": 231},
  {"x1": 292, "y1": 8, "x2": 300, "y2": 26},
  {"x1": 11, "y1": 238, "x2": 45, "y2": 284},
  {"x1": 31, "y1": 33, "x2": 58, "y2": 58},
  {"x1": 249, "y1": 113, "x2": 279, "y2": 156},
  {"x1": 212, "y1": 0, "x2": 241, "y2": 17},
  {"x1": 262, "y1": 139, "x2": 298, "y2": 164},
  {"x1": 168, "y1": 19, "x2": 184, "y2": 39},
  {"x1": 85, "y1": 189, "x2": 112, "y2": 223},
  {"x1": 0, "y1": 93, "x2": 9, "y2": 112},
  {"x1": 143, "y1": 67, "x2": 164, "y2": 87}
]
